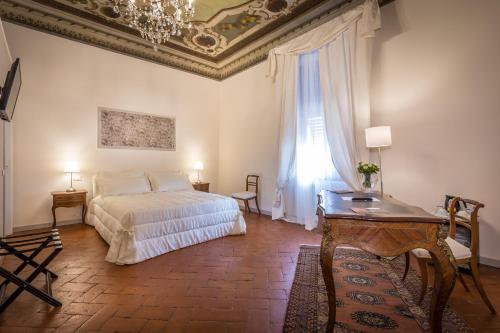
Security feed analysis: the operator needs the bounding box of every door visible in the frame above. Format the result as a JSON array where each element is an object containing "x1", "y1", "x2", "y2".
[{"x1": 0, "y1": 121, "x2": 3, "y2": 237}]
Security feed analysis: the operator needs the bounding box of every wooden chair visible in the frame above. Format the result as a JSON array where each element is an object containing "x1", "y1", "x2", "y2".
[
  {"x1": 402, "y1": 197, "x2": 496, "y2": 314},
  {"x1": 232, "y1": 175, "x2": 261, "y2": 215}
]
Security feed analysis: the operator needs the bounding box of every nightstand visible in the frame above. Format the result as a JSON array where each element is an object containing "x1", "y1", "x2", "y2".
[
  {"x1": 192, "y1": 182, "x2": 210, "y2": 193},
  {"x1": 51, "y1": 190, "x2": 88, "y2": 228}
]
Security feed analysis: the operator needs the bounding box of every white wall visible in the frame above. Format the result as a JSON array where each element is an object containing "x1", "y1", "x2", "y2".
[
  {"x1": 218, "y1": 62, "x2": 280, "y2": 213},
  {"x1": 217, "y1": 0, "x2": 500, "y2": 264},
  {"x1": 371, "y1": 0, "x2": 500, "y2": 264},
  {"x1": 4, "y1": 23, "x2": 220, "y2": 229},
  {"x1": 4, "y1": 0, "x2": 500, "y2": 264}
]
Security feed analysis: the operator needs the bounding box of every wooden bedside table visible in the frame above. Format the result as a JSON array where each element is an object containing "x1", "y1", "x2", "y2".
[
  {"x1": 51, "y1": 190, "x2": 88, "y2": 228},
  {"x1": 192, "y1": 182, "x2": 210, "y2": 193}
]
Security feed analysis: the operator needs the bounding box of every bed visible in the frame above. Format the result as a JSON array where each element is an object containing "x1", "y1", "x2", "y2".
[{"x1": 86, "y1": 171, "x2": 246, "y2": 264}]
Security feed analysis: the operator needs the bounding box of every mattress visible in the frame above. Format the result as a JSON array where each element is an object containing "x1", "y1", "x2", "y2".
[{"x1": 86, "y1": 190, "x2": 246, "y2": 264}]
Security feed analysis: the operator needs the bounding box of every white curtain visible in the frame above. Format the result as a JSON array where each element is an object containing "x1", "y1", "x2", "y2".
[
  {"x1": 279, "y1": 51, "x2": 347, "y2": 230},
  {"x1": 270, "y1": 0, "x2": 380, "y2": 227}
]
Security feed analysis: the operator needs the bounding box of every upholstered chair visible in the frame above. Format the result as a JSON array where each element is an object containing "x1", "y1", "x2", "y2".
[
  {"x1": 232, "y1": 175, "x2": 261, "y2": 215},
  {"x1": 402, "y1": 197, "x2": 496, "y2": 314}
]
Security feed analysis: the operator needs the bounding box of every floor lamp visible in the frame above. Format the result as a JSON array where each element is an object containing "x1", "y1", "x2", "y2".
[{"x1": 365, "y1": 126, "x2": 392, "y2": 196}]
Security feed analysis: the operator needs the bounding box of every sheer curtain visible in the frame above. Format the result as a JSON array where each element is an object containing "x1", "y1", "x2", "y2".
[
  {"x1": 270, "y1": 0, "x2": 380, "y2": 230},
  {"x1": 282, "y1": 51, "x2": 347, "y2": 230}
]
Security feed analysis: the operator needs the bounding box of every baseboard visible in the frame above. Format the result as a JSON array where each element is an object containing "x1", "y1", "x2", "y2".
[
  {"x1": 479, "y1": 256, "x2": 500, "y2": 268},
  {"x1": 16, "y1": 215, "x2": 498, "y2": 268},
  {"x1": 256, "y1": 209, "x2": 272, "y2": 216},
  {"x1": 13, "y1": 209, "x2": 274, "y2": 232},
  {"x1": 237, "y1": 204, "x2": 271, "y2": 217},
  {"x1": 13, "y1": 219, "x2": 83, "y2": 233}
]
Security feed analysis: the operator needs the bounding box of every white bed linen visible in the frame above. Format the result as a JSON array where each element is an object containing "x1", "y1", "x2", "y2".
[{"x1": 86, "y1": 190, "x2": 246, "y2": 264}]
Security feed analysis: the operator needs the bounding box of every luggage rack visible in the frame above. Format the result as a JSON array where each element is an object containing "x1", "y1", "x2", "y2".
[{"x1": 0, "y1": 228, "x2": 63, "y2": 313}]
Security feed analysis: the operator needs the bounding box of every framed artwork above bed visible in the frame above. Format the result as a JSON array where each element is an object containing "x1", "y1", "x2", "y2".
[{"x1": 98, "y1": 107, "x2": 176, "y2": 151}]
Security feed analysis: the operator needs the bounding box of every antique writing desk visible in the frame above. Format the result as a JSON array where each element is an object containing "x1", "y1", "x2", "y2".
[{"x1": 317, "y1": 191, "x2": 457, "y2": 333}]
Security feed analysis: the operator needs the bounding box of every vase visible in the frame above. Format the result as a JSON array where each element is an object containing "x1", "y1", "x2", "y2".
[{"x1": 362, "y1": 173, "x2": 378, "y2": 193}]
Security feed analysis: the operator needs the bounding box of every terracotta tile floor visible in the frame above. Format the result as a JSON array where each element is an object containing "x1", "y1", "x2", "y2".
[{"x1": 0, "y1": 214, "x2": 499, "y2": 332}]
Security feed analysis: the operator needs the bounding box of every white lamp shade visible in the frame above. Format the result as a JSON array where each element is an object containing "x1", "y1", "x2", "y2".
[
  {"x1": 193, "y1": 161, "x2": 204, "y2": 171},
  {"x1": 365, "y1": 126, "x2": 392, "y2": 148},
  {"x1": 64, "y1": 161, "x2": 80, "y2": 173}
]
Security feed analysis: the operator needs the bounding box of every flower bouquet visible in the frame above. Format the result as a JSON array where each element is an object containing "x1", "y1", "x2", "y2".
[{"x1": 357, "y1": 162, "x2": 380, "y2": 193}]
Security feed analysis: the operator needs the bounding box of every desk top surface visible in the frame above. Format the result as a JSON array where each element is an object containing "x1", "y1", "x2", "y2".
[{"x1": 318, "y1": 190, "x2": 444, "y2": 224}]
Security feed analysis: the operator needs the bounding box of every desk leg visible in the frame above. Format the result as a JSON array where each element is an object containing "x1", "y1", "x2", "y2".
[
  {"x1": 428, "y1": 239, "x2": 457, "y2": 333},
  {"x1": 320, "y1": 235, "x2": 337, "y2": 333}
]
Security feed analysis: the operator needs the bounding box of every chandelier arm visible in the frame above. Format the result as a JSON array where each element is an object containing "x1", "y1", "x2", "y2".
[{"x1": 113, "y1": 0, "x2": 195, "y2": 50}]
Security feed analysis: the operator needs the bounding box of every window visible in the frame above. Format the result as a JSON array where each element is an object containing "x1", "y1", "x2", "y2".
[
  {"x1": 296, "y1": 50, "x2": 345, "y2": 191},
  {"x1": 283, "y1": 50, "x2": 346, "y2": 229}
]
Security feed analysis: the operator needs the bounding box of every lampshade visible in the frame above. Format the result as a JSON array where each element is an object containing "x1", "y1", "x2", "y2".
[
  {"x1": 193, "y1": 161, "x2": 204, "y2": 171},
  {"x1": 365, "y1": 126, "x2": 392, "y2": 148},
  {"x1": 64, "y1": 161, "x2": 80, "y2": 173}
]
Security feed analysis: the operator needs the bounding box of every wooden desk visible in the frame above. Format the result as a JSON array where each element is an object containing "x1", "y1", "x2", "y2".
[
  {"x1": 317, "y1": 191, "x2": 457, "y2": 333},
  {"x1": 51, "y1": 190, "x2": 87, "y2": 228}
]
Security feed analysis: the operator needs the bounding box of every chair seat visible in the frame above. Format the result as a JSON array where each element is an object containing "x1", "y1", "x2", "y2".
[
  {"x1": 412, "y1": 237, "x2": 471, "y2": 260},
  {"x1": 232, "y1": 191, "x2": 257, "y2": 200}
]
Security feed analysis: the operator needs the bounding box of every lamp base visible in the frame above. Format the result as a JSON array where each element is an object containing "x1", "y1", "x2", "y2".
[{"x1": 66, "y1": 187, "x2": 77, "y2": 192}]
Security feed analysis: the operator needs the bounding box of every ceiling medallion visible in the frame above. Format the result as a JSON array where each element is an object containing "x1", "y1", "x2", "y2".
[{"x1": 113, "y1": 0, "x2": 195, "y2": 51}]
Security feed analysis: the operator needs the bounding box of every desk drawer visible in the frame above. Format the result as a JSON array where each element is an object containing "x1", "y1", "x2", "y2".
[{"x1": 54, "y1": 193, "x2": 85, "y2": 206}]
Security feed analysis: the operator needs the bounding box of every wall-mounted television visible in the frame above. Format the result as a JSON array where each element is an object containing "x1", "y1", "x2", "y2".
[{"x1": 0, "y1": 58, "x2": 21, "y2": 122}]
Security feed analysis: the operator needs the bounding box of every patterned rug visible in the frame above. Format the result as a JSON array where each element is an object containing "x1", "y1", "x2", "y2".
[{"x1": 283, "y1": 246, "x2": 473, "y2": 333}]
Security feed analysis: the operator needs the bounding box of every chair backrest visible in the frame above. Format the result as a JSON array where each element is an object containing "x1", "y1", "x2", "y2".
[
  {"x1": 448, "y1": 196, "x2": 484, "y2": 258},
  {"x1": 246, "y1": 175, "x2": 259, "y2": 194},
  {"x1": 444, "y1": 194, "x2": 465, "y2": 211}
]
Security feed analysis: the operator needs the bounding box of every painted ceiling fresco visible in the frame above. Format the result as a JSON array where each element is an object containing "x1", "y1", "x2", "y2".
[
  {"x1": 29, "y1": 0, "x2": 322, "y2": 60},
  {"x1": 0, "y1": 0, "x2": 388, "y2": 79}
]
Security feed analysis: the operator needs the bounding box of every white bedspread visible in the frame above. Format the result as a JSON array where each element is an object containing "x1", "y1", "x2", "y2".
[{"x1": 87, "y1": 191, "x2": 246, "y2": 264}]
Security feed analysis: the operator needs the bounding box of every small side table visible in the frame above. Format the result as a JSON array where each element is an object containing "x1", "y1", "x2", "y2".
[
  {"x1": 51, "y1": 190, "x2": 88, "y2": 228},
  {"x1": 192, "y1": 182, "x2": 210, "y2": 193}
]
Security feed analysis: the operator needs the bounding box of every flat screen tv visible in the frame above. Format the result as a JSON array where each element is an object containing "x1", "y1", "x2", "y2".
[{"x1": 0, "y1": 58, "x2": 21, "y2": 122}]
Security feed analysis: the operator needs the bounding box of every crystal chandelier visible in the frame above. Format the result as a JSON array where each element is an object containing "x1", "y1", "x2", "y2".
[{"x1": 113, "y1": 0, "x2": 195, "y2": 51}]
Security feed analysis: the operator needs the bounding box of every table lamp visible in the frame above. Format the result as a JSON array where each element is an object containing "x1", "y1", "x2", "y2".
[
  {"x1": 194, "y1": 161, "x2": 204, "y2": 184},
  {"x1": 365, "y1": 126, "x2": 392, "y2": 196},
  {"x1": 64, "y1": 161, "x2": 80, "y2": 192}
]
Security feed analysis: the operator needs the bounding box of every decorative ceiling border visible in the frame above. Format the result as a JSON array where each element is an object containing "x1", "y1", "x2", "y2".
[
  {"x1": 0, "y1": 0, "x2": 220, "y2": 77},
  {"x1": 204, "y1": 0, "x2": 330, "y2": 61},
  {"x1": 220, "y1": 0, "x2": 394, "y2": 78},
  {"x1": 0, "y1": 0, "x2": 392, "y2": 81},
  {"x1": 27, "y1": 0, "x2": 216, "y2": 62},
  {"x1": 27, "y1": 0, "x2": 330, "y2": 62}
]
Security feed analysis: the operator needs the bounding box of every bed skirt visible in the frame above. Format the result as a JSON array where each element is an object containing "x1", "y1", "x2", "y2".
[{"x1": 86, "y1": 208, "x2": 246, "y2": 265}]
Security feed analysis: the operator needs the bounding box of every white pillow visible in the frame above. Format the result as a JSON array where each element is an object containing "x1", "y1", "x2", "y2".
[
  {"x1": 94, "y1": 171, "x2": 146, "y2": 197},
  {"x1": 100, "y1": 176, "x2": 152, "y2": 197},
  {"x1": 146, "y1": 171, "x2": 178, "y2": 191},
  {"x1": 148, "y1": 173, "x2": 193, "y2": 192},
  {"x1": 98, "y1": 170, "x2": 145, "y2": 179}
]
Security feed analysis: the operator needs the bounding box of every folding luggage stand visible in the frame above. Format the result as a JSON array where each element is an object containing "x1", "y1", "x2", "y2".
[{"x1": 0, "y1": 229, "x2": 63, "y2": 313}]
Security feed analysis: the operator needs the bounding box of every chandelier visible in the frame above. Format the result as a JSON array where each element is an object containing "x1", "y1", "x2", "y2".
[{"x1": 113, "y1": 0, "x2": 195, "y2": 51}]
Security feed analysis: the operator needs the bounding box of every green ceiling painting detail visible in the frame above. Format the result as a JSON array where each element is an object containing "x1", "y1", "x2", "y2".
[
  {"x1": 192, "y1": 0, "x2": 250, "y2": 22},
  {"x1": 212, "y1": 13, "x2": 260, "y2": 42}
]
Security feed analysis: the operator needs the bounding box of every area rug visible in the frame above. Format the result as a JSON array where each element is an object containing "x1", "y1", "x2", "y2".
[{"x1": 283, "y1": 246, "x2": 473, "y2": 333}]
